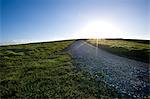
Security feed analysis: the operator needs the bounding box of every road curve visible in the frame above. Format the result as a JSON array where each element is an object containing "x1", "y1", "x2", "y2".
[{"x1": 67, "y1": 40, "x2": 150, "y2": 98}]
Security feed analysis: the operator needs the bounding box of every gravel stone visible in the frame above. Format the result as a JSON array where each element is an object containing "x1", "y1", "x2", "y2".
[{"x1": 68, "y1": 40, "x2": 150, "y2": 97}]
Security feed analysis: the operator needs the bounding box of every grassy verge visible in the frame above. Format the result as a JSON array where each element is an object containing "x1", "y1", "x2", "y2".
[
  {"x1": 0, "y1": 40, "x2": 117, "y2": 98},
  {"x1": 87, "y1": 39, "x2": 150, "y2": 63}
]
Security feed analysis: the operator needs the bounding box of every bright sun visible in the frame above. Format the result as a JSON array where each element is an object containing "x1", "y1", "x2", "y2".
[{"x1": 75, "y1": 21, "x2": 121, "y2": 39}]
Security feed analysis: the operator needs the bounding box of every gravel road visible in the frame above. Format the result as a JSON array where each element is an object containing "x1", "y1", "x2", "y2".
[{"x1": 67, "y1": 40, "x2": 150, "y2": 98}]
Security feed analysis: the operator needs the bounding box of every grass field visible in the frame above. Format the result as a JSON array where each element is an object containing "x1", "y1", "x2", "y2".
[
  {"x1": 0, "y1": 40, "x2": 117, "y2": 98},
  {"x1": 87, "y1": 39, "x2": 150, "y2": 63}
]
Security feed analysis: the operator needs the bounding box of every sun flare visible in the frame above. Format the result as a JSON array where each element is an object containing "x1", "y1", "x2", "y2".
[{"x1": 75, "y1": 21, "x2": 121, "y2": 39}]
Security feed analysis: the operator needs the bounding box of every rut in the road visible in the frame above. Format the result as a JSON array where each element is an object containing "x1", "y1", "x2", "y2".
[{"x1": 67, "y1": 40, "x2": 150, "y2": 97}]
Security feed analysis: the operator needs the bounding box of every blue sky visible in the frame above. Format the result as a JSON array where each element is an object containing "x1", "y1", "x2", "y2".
[{"x1": 1, "y1": 0, "x2": 149, "y2": 44}]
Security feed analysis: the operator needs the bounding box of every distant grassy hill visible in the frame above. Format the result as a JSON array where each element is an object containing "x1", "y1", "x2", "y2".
[
  {"x1": 0, "y1": 40, "x2": 117, "y2": 98},
  {"x1": 87, "y1": 39, "x2": 150, "y2": 63}
]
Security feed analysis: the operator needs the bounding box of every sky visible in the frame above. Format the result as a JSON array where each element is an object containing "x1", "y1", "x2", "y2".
[{"x1": 1, "y1": 0, "x2": 149, "y2": 44}]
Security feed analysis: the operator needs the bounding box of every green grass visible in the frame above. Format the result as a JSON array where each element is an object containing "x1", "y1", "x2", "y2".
[
  {"x1": 0, "y1": 40, "x2": 117, "y2": 98},
  {"x1": 87, "y1": 39, "x2": 150, "y2": 63}
]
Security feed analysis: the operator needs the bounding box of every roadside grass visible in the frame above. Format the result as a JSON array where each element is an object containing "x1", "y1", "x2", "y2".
[
  {"x1": 87, "y1": 39, "x2": 150, "y2": 63},
  {"x1": 0, "y1": 40, "x2": 117, "y2": 98}
]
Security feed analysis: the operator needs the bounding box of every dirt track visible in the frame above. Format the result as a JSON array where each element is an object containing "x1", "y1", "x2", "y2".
[{"x1": 67, "y1": 40, "x2": 150, "y2": 97}]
